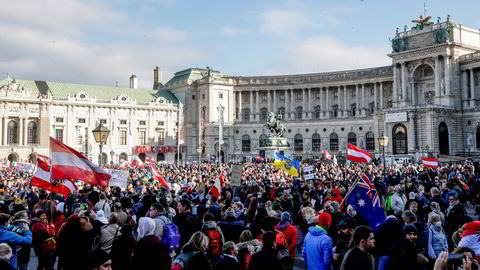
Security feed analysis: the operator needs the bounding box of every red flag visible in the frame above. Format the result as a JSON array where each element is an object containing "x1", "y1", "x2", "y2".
[
  {"x1": 323, "y1": 150, "x2": 332, "y2": 160},
  {"x1": 347, "y1": 144, "x2": 372, "y2": 163},
  {"x1": 50, "y1": 137, "x2": 111, "y2": 188},
  {"x1": 151, "y1": 165, "x2": 171, "y2": 190},
  {"x1": 421, "y1": 157, "x2": 439, "y2": 168},
  {"x1": 209, "y1": 176, "x2": 224, "y2": 198},
  {"x1": 31, "y1": 158, "x2": 76, "y2": 197}
]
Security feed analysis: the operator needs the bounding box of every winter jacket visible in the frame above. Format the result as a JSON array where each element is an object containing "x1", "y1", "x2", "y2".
[
  {"x1": 201, "y1": 220, "x2": 225, "y2": 256},
  {"x1": 98, "y1": 224, "x2": 121, "y2": 253},
  {"x1": 388, "y1": 238, "x2": 427, "y2": 270},
  {"x1": 174, "y1": 246, "x2": 212, "y2": 270},
  {"x1": 427, "y1": 224, "x2": 448, "y2": 259},
  {"x1": 174, "y1": 211, "x2": 201, "y2": 249},
  {"x1": 275, "y1": 221, "x2": 297, "y2": 258},
  {"x1": 374, "y1": 217, "x2": 403, "y2": 257},
  {"x1": 391, "y1": 193, "x2": 405, "y2": 215},
  {"x1": 446, "y1": 202, "x2": 467, "y2": 234},
  {"x1": 0, "y1": 226, "x2": 32, "y2": 269},
  {"x1": 458, "y1": 234, "x2": 480, "y2": 260},
  {"x1": 218, "y1": 219, "x2": 245, "y2": 243},
  {"x1": 95, "y1": 200, "x2": 111, "y2": 217},
  {"x1": 248, "y1": 247, "x2": 282, "y2": 270},
  {"x1": 237, "y1": 239, "x2": 263, "y2": 270},
  {"x1": 340, "y1": 247, "x2": 374, "y2": 270},
  {"x1": 304, "y1": 226, "x2": 333, "y2": 270},
  {"x1": 151, "y1": 212, "x2": 171, "y2": 239}
]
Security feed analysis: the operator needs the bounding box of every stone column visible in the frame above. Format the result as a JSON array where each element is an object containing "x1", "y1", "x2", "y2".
[
  {"x1": 470, "y1": 69, "x2": 475, "y2": 108},
  {"x1": 267, "y1": 90, "x2": 271, "y2": 113},
  {"x1": 435, "y1": 56, "x2": 441, "y2": 98},
  {"x1": 401, "y1": 62, "x2": 408, "y2": 101},
  {"x1": 256, "y1": 91, "x2": 260, "y2": 119},
  {"x1": 18, "y1": 117, "x2": 23, "y2": 146},
  {"x1": 373, "y1": 83, "x2": 378, "y2": 111},
  {"x1": 303, "y1": 89, "x2": 308, "y2": 118},
  {"x1": 379, "y1": 83, "x2": 384, "y2": 109},
  {"x1": 393, "y1": 65, "x2": 398, "y2": 102},
  {"x1": 444, "y1": 54, "x2": 451, "y2": 96},
  {"x1": 408, "y1": 114, "x2": 415, "y2": 153},
  {"x1": 290, "y1": 89, "x2": 295, "y2": 119},
  {"x1": 3, "y1": 117, "x2": 7, "y2": 145},
  {"x1": 461, "y1": 70, "x2": 468, "y2": 108},
  {"x1": 325, "y1": 87, "x2": 330, "y2": 118},
  {"x1": 286, "y1": 90, "x2": 290, "y2": 119},
  {"x1": 308, "y1": 88, "x2": 312, "y2": 119},
  {"x1": 23, "y1": 117, "x2": 28, "y2": 145},
  {"x1": 355, "y1": 84, "x2": 360, "y2": 116},
  {"x1": 273, "y1": 90, "x2": 277, "y2": 114},
  {"x1": 319, "y1": 88, "x2": 323, "y2": 112},
  {"x1": 250, "y1": 91, "x2": 254, "y2": 121},
  {"x1": 238, "y1": 91, "x2": 242, "y2": 117}
]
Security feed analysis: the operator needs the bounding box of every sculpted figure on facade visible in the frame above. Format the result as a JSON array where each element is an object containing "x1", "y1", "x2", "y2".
[{"x1": 264, "y1": 112, "x2": 286, "y2": 138}]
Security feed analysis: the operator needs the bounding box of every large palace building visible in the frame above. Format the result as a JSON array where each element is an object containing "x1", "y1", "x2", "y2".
[{"x1": 2, "y1": 17, "x2": 480, "y2": 164}]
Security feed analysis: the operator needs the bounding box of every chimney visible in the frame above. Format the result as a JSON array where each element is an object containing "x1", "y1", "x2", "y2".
[
  {"x1": 129, "y1": 75, "x2": 138, "y2": 89},
  {"x1": 153, "y1": 66, "x2": 163, "y2": 89}
]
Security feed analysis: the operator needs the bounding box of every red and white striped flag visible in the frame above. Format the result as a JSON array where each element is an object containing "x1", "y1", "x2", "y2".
[
  {"x1": 50, "y1": 137, "x2": 111, "y2": 188},
  {"x1": 130, "y1": 155, "x2": 144, "y2": 168},
  {"x1": 151, "y1": 165, "x2": 171, "y2": 190},
  {"x1": 323, "y1": 150, "x2": 332, "y2": 160},
  {"x1": 209, "y1": 176, "x2": 224, "y2": 198},
  {"x1": 31, "y1": 158, "x2": 76, "y2": 197},
  {"x1": 347, "y1": 144, "x2": 372, "y2": 163},
  {"x1": 421, "y1": 157, "x2": 439, "y2": 168}
]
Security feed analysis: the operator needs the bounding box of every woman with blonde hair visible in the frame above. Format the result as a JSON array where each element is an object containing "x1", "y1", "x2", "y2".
[
  {"x1": 427, "y1": 212, "x2": 448, "y2": 259},
  {"x1": 236, "y1": 230, "x2": 262, "y2": 270},
  {"x1": 173, "y1": 232, "x2": 211, "y2": 270}
]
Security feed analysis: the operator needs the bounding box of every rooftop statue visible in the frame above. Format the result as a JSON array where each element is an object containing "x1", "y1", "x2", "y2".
[
  {"x1": 264, "y1": 112, "x2": 286, "y2": 138},
  {"x1": 412, "y1": 15, "x2": 433, "y2": 30}
]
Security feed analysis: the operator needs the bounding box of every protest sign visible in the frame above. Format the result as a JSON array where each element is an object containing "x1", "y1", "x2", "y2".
[
  {"x1": 106, "y1": 169, "x2": 128, "y2": 189},
  {"x1": 303, "y1": 165, "x2": 315, "y2": 180},
  {"x1": 231, "y1": 165, "x2": 243, "y2": 186},
  {"x1": 16, "y1": 162, "x2": 34, "y2": 173}
]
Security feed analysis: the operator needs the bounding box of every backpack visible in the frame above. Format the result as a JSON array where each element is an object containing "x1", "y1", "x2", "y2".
[
  {"x1": 161, "y1": 223, "x2": 181, "y2": 252},
  {"x1": 202, "y1": 228, "x2": 221, "y2": 256},
  {"x1": 172, "y1": 251, "x2": 199, "y2": 270}
]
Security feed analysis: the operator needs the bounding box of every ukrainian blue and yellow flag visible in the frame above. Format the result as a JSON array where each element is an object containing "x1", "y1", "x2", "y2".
[{"x1": 273, "y1": 152, "x2": 300, "y2": 176}]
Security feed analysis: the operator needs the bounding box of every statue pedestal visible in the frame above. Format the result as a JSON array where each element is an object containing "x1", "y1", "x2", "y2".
[{"x1": 259, "y1": 137, "x2": 291, "y2": 160}]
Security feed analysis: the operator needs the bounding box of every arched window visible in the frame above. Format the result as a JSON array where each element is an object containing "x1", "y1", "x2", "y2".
[
  {"x1": 365, "y1": 132, "x2": 375, "y2": 151},
  {"x1": 314, "y1": 106, "x2": 321, "y2": 119},
  {"x1": 7, "y1": 121, "x2": 18, "y2": 144},
  {"x1": 259, "y1": 134, "x2": 268, "y2": 147},
  {"x1": 27, "y1": 121, "x2": 38, "y2": 145},
  {"x1": 242, "y1": 134, "x2": 251, "y2": 152},
  {"x1": 294, "y1": 134, "x2": 303, "y2": 152},
  {"x1": 157, "y1": 153, "x2": 165, "y2": 161},
  {"x1": 476, "y1": 126, "x2": 480, "y2": 149},
  {"x1": 348, "y1": 132, "x2": 357, "y2": 146},
  {"x1": 296, "y1": 106, "x2": 303, "y2": 119},
  {"x1": 312, "y1": 133, "x2": 321, "y2": 152},
  {"x1": 260, "y1": 108, "x2": 268, "y2": 121},
  {"x1": 392, "y1": 124, "x2": 408, "y2": 154},
  {"x1": 330, "y1": 133, "x2": 339, "y2": 151},
  {"x1": 242, "y1": 108, "x2": 250, "y2": 121},
  {"x1": 277, "y1": 107, "x2": 285, "y2": 120}
]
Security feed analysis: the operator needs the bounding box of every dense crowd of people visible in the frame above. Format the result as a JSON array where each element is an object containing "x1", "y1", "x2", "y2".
[{"x1": 0, "y1": 160, "x2": 479, "y2": 270}]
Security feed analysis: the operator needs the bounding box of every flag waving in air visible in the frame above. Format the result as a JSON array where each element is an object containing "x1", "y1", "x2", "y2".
[
  {"x1": 31, "y1": 158, "x2": 76, "y2": 197},
  {"x1": 50, "y1": 137, "x2": 111, "y2": 188},
  {"x1": 343, "y1": 173, "x2": 385, "y2": 228},
  {"x1": 323, "y1": 150, "x2": 332, "y2": 160},
  {"x1": 273, "y1": 152, "x2": 300, "y2": 176},
  {"x1": 347, "y1": 144, "x2": 372, "y2": 163},
  {"x1": 421, "y1": 157, "x2": 439, "y2": 168},
  {"x1": 151, "y1": 165, "x2": 171, "y2": 190}
]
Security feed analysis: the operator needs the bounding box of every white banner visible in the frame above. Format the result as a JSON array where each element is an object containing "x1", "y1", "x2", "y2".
[
  {"x1": 231, "y1": 165, "x2": 243, "y2": 186},
  {"x1": 106, "y1": 169, "x2": 128, "y2": 189},
  {"x1": 304, "y1": 165, "x2": 315, "y2": 180},
  {"x1": 16, "y1": 162, "x2": 34, "y2": 173},
  {"x1": 385, "y1": 112, "x2": 407, "y2": 123}
]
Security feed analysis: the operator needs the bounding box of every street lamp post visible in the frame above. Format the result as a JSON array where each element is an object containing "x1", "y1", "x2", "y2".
[
  {"x1": 377, "y1": 134, "x2": 389, "y2": 181},
  {"x1": 92, "y1": 123, "x2": 110, "y2": 168},
  {"x1": 217, "y1": 105, "x2": 224, "y2": 164}
]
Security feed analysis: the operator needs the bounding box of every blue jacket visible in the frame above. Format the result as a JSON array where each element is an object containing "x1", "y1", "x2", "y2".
[
  {"x1": 304, "y1": 225, "x2": 332, "y2": 270},
  {"x1": 0, "y1": 226, "x2": 32, "y2": 268},
  {"x1": 427, "y1": 224, "x2": 448, "y2": 259}
]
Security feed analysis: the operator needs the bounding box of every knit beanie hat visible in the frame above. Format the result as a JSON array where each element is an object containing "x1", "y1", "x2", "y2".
[
  {"x1": 317, "y1": 212, "x2": 332, "y2": 228},
  {"x1": 403, "y1": 224, "x2": 418, "y2": 235},
  {"x1": 280, "y1": 212, "x2": 291, "y2": 222},
  {"x1": 85, "y1": 249, "x2": 110, "y2": 269}
]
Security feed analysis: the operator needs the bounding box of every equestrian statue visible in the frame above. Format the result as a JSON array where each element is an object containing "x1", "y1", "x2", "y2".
[{"x1": 264, "y1": 112, "x2": 286, "y2": 138}]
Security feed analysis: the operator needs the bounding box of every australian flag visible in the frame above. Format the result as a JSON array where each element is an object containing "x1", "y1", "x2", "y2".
[{"x1": 345, "y1": 173, "x2": 385, "y2": 228}]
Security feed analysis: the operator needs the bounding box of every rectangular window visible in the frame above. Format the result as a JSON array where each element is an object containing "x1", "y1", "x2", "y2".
[
  {"x1": 139, "y1": 120, "x2": 146, "y2": 126},
  {"x1": 315, "y1": 93, "x2": 320, "y2": 101},
  {"x1": 192, "y1": 95, "x2": 196, "y2": 100},
  {"x1": 100, "y1": 119, "x2": 107, "y2": 125},
  {"x1": 56, "y1": 117, "x2": 64, "y2": 123},
  {"x1": 120, "y1": 120, "x2": 127, "y2": 125},
  {"x1": 261, "y1": 94, "x2": 267, "y2": 102},
  {"x1": 119, "y1": 130, "x2": 127, "y2": 145},
  {"x1": 279, "y1": 94, "x2": 285, "y2": 102},
  {"x1": 158, "y1": 130, "x2": 165, "y2": 145},
  {"x1": 138, "y1": 130, "x2": 146, "y2": 145},
  {"x1": 219, "y1": 93, "x2": 223, "y2": 99},
  {"x1": 78, "y1": 118, "x2": 86, "y2": 124},
  {"x1": 157, "y1": 121, "x2": 165, "y2": 126},
  {"x1": 297, "y1": 93, "x2": 302, "y2": 101},
  {"x1": 202, "y1": 94, "x2": 205, "y2": 99},
  {"x1": 55, "y1": 129, "x2": 63, "y2": 142}
]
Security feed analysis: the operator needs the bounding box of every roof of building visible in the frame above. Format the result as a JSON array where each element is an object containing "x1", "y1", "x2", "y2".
[
  {"x1": 163, "y1": 68, "x2": 220, "y2": 88},
  {"x1": 0, "y1": 77, "x2": 178, "y2": 104}
]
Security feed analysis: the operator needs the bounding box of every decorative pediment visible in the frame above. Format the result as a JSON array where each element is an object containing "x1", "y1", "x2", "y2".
[
  {"x1": 115, "y1": 94, "x2": 130, "y2": 103},
  {"x1": 75, "y1": 91, "x2": 89, "y2": 101},
  {"x1": 0, "y1": 77, "x2": 29, "y2": 97}
]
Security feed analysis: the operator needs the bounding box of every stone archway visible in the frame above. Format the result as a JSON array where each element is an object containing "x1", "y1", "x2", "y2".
[
  {"x1": 438, "y1": 122, "x2": 449, "y2": 155},
  {"x1": 412, "y1": 64, "x2": 435, "y2": 105},
  {"x1": 392, "y1": 123, "x2": 408, "y2": 155}
]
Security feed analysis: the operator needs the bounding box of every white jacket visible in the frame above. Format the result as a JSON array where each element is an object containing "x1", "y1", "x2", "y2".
[{"x1": 391, "y1": 193, "x2": 405, "y2": 215}]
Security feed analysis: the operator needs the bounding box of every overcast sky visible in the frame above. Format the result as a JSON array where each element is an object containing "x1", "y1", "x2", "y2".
[{"x1": 1, "y1": 0, "x2": 479, "y2": 88}]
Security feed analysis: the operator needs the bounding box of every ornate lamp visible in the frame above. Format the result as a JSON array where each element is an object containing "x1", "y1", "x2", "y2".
[{"x1": 92, "y1": 123, "x2": 110, "y2": 167}]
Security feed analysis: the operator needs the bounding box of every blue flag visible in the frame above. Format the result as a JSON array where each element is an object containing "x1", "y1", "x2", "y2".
[
  {"x1": 345, "y1": 173, "x2": 385, "y2": 228},
  {"x1": 273, "y1": 152, "x2": 300, "y2": 176}
]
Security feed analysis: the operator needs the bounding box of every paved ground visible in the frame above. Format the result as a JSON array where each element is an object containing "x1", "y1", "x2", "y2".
[{"x1": 27, "y1": 204, "x2": 479, "y2": 270}]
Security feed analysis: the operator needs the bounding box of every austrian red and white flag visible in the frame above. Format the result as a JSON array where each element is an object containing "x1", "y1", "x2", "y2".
[
  {"x1": 347, "y1": 144, "x2": 372, "y2": 163},
  {"x1": 151, "y1": 165, "x2": 171, "y2": 190},
  {"x1": 323, "y1": 150, "x2": 332, "y2": 160},
  {"x1": 130, "y1": 155, "x2": 144, "y2": 168},
  {"x1": 50, "y1": 137, "x2": 111, "y2": 188},
  {"x1": 421, "y1": 157, "x2": 439, "y2": 168},
  {"x1": 209, "y1": 176, "x2": 224, "y2": 198},
  {"x1": 31, "y1": 158, "x2": 76, "y2": 197}
]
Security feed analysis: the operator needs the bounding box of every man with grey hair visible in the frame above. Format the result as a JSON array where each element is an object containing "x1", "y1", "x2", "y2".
[
  {"x1": 114, "y1": 202, "x2": 128, "y2": 226},
  {"x1": 391, "y1": 185, "x2": 406, "y2": 216},
  {"x1": 0, "y1": 243, "x2": 14, "y2": 270},
  {"x1": 97, "y1": 212, "x2": 121, "y2": 253},
  {"x1": 216, "y1": 241, "x2": 239, "y2": 270}
]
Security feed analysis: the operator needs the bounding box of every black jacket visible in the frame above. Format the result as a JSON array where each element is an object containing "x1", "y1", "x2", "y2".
[
  {"x1": 374, "y1": 217, "x2": 402, "y2": 256},
  {"x1": 215, "y1": 255, "x2": 240, "y2": 270},
  {"x1": 340, "y1": 247, "x2": 374, "y2": 270},
  {"x1": 248, "y1": 247, "x2": 281, "y2": 270},
  {"x1": 217, "y1": 219, "x2": 245, "y2": 243},
  {"x1": 388, "y1": 238, "x2": 428, "y2": 270},
  {"x1": 174, "y1": 211, "x2": 201, "y2": 249}
]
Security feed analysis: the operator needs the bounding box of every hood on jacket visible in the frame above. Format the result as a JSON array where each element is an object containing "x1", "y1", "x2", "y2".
[
  {"x1": 308, "y1": 225, "x2": 327, "y2": 236},
  {"x1": 236, "y1": 239, "x2": 262, "y2": 252},
  {"x1": 202, "y1": 220, "x2": 217, "y2": 230},
  {"x1": 276, "y1": 220, "x2": 291, "y2": 230}
]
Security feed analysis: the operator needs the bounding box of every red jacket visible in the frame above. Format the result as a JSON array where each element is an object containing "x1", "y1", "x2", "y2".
[{"x1": 275, "y1": 222, "x2": 297, "y2": 258}]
